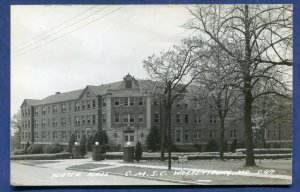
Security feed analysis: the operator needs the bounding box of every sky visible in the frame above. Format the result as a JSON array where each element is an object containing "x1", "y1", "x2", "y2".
[{"x1": 11, "y1": 5, "x2": 194, "y2": 116}]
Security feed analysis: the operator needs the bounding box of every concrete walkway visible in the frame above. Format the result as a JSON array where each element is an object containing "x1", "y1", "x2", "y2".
[{"x1": 17, "y1": 158, "x2": 292, "y2": 181}]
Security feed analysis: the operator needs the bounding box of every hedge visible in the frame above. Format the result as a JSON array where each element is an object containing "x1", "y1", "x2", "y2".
[
  {"x1": 10, "y1": 152, "x2": 72, "y2": 160},
  {"x1": 236, "y1": 148, "x2": 292, "y2": 154},
  {"x1": 102, "y1": 153, "x2": 291, "y2": 161}
]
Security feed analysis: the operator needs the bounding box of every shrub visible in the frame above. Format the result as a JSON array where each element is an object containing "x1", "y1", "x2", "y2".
[
  {"x1": 206, "y1": 139, "x2": 219, "y2": 152},
  {"x1": 25, "y1": 141, "x2": 30, "y2": 154},
  {"x1": 87, "y1": 135, "x2": 93, "y2": 152},
  {"x1": 146, "y1": 126, "x2": 160, "y2": 151},
  {"x1": 231, "y1": 139, "x2": 238, "y2": 152},
  {"x1": 134, "y1": 141, "x2": 143, "y2": 162},
  {"x1": 194, "y1": 144, "x2": 202, "y2": 152},
  {"x1": 27, "y1": 145, "x2": 43, "y2": 154},
  {"x1": 13, "y1": 149, "x2": 25, "y2": 155},
  {"x1": 68, "y1": 133, "x2": 77, "y2": 152},
  {"x1": 93, "y1": 130, "x2": 108, "y2": 145},
  {"x1": 11, "y1": 152, "x2": 72, "y2": 160},
  {"x1": 79, "y1": 134, "x2": 87, "y2": 157},
  {"x1": 44, "y1": 144, "x2": 64, "y2": 154}
]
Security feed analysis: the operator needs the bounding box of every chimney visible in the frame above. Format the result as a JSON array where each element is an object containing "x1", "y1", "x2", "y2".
[{"x1": 55, "y1": 92, "x2": 60, "y2": 95}]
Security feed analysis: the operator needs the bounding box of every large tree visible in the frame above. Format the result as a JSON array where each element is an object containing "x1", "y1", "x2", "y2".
[
  {"x1": 11, "y1": 110, "x2": 22, "y2": 150},
  {"x1": 143, "y1": 38, "x2": 209, "y2": 169},
  {"x1": 186, "y1": 4, "x2": 292, "y2": 166}
]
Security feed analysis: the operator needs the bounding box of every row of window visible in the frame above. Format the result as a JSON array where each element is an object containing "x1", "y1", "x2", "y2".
[
  {"x1": 22, "y1": 115, "x2": 97, "y2": 128},
  {"x1": 114, "y1": 114, "x2": 144, "y2": 123},
  {"x1": 175, "y1": 129, "x2": 237, "y2": 142},
  {"x1": 113, "y1": 97, "x2": 145, "y2": 107},
  {"x1": 22, "y1": 130, "x2": 96, "y2": 140},
  {"x1": 266, "y1": 130, "x2": 291, "y2": 138},
  {"x1": 153, "y1": 113, "x2": 219, "y2": 124},
  {"x1": 22, "y1": 99, "x2": 98, "y2": 117}
]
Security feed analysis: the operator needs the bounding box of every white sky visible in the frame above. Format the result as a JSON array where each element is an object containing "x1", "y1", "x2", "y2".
[{"x1": 11, "y1": 5, "x2": 193, "y2": 116}]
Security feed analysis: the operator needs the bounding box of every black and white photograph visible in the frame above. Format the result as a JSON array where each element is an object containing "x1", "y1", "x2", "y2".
[{"x1": 10, "y1": 4, "x2": 293, "y2": 186}]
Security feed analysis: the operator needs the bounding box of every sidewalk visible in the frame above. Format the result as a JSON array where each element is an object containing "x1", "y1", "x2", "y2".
[{"x1": 15, "y1": 157, "x2": 292, "y2": 185}]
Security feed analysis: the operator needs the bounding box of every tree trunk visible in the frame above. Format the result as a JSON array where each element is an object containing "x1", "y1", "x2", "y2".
[
  {"x1": 219, "y1": 118, "x2": 225, "y2": 160},
  {"x1": 167, "y1": 81, "x2": 172, "y2": 170},
  {"x1": 243, "y1": 4, "x2": 256, "y2": 167},
  {"x1": 160, "y1": 101, "x2": 166, "y2": 161}
]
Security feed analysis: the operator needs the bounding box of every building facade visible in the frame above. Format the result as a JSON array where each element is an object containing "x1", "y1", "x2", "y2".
[{"x1": 20, "y1": 74, "x2": 291, "y2": 151}]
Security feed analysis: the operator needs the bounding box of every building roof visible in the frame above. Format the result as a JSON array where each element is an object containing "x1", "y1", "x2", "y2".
[{"x1": 22, "y1": 81, "x2": 124, "y2": 107}]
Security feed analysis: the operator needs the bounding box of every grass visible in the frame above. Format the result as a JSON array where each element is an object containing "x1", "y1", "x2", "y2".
[{"x1": 68, "y1": 163, "x2": 111, "y2": 170}]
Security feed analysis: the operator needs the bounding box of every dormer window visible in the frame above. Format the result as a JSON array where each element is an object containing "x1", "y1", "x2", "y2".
[{"x1": 126, "y1": 80, "x2": 132, "y2": 89}]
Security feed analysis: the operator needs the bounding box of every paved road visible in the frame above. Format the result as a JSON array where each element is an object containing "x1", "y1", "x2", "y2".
[{"x1": 11, "y1": 162, "x2": 178, "y2": 186}]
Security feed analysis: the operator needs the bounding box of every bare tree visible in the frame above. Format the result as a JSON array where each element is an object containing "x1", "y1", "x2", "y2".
[
  {"x1": 190, "y1": 45, "x2": 241, "y2": 160},
  {"x1": 143, "y1": 38, "x2": 208, "y2": 169},
  {"x1": 11, "y1": 110, "x2": 22, "y2": 150},
  {"x1": 186, "y1": 4, "x2": 292, "y2": 166}
]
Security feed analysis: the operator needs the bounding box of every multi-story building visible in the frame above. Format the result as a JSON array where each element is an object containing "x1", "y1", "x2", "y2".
[{"x1": 20, "y1": 74, "x2": 291, "y2": 151}]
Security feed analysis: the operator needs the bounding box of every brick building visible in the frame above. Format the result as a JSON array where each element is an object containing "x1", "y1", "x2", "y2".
[{"x1": 20, "y1": 74, "x2": 291, "y2": 151}]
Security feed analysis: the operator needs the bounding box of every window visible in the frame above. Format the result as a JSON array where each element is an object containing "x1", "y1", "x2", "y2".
[
  {"x1": 267, "y1": 130, "x2": 270, "y2": 138},
  {"x1": 123, "y1": 114, "x2": 129, "y2": 123},
  {"x1": 130, "y1": 97, "x2": 135, "y2": 106},
  {"x1": 53, "y1": 105, "x2": 58, "y2": 113},
  {"x1": 176, "y1": 113, "x2": 181, "y2": 123},
  {"x1": 124, "y1": 98, "x2": 129, "y2": 106},
  {"x1": 195, "y1": 115, "x2": 201, "y2": 124},
  {"x1": 92, "y1": 114, "x2": 96, "y2": 124},
  {"x1": 92, "y1": 99, "x2": 96, "y2": 108},
  {"x1": 75, "y1": 102, "x2": 80, "y2": 111},
  {"x1": 87, "y1": 100, "x2": 91, "y2": 110},
  {"x1": 48, "y1": 119, "x2": 50, "y2": 126},
  {"x1": 138, "y1": 98, "x2": 144, "y2": 106},
  {"x1": 82, "y1": 116, "x2": 85, "y2": 125},
  {"x1": 75, "y1": 116, "x2": 80, "y2": 125},
  {"x1": 61, "y1": 104, "x2": 66, "y2": 112},
  {"x1": 34, "y1": 108, "x2": 38, "y2": 116},
  {"x1": 130, "y1": 114, "x2": 135, "y2": 123},
  {"x1": 154, "y1": 112, "x2": 159, "y2": 123},
  {"x1": 126, "y1": 80, "x2": 132, "y2": 89},
  {"x1": 102, "y1": 99, "x2": 106, "y2": 107},
  {"x1": 53, "y1": 119, "x2": 57, "y2": 127},
  {"x1": 114, "y1": 98, "x2": 120, "y2": 106},
  {"x1": 153, "y1": 100, "x2": 158, "y2": 106},
  {"x1": 115, "y1": 114, "x2": 120, "y2": 123},
  {"x1": 42, "y1": 131, "x2": 46, "y2": 138},
  {"x1": 53, "y1": 131, "x2": 57, "y2": 139},
  {"x1": 28, "y1": 121, "x2": 30, "y2": 127},
  {"x1": 48, "y1": 106, "x2": 50, "y2": 113},
  {"x1": 185, "y1": 103, "x2": 188, "y2": 108},
  {"x1": 102, "y1": 113, "x2": 106, "y2": 123},
  {"x1": 273, "y1": 130, "x2": 277, "y2": 137},
  {"x1": 34, "y1": 131, "x2": 38, "y2": 139},
  {"x1": 42, "y1": 107, "x2": 46, "y2": 115},
  {"x1": 230, "y1": 129, "x2": 237, "y2": 138},
  {"x1": 210, "y1": 130, "x2": 217, "y2": 138},
  {"x1": 194, "y1": 130, "x2": 202, "y2": 139},
  {"x1": 48, "y1": 132, "x2": 51, "y2": 139},
  {"x1": 176, "y1": 103, "x2": 180, "y2": 108},
  {"x1": 62, "y1": 131, "x2": 67, "y2": 139},
  {"x1": 175, "y1": 129, "x2": 182, "y2": 143},
  {"x1": 42, "y1": 119, "x2": 46, "y2": 127},
  {"x1": 184, "y1": 114, "x2": 189, "y2": 124},
  {"x1": 138, "y1": 115, "x2": 144, "y2": 123},
  {"x1": 76, "y1": 131, "x2": 80, "y2": 140},
  {"x1": 82, "y1": 101, "x2": 85, "y2": 110},
  {"x1": 28, "y1": 109, "x2": 30, "y2": 115},
  {"x1": 184, "y1": 131, "x2": 189, "y2": 140},
  {"x1": 124, "y1": 135, "x2": 129, "y2": 142},
  {"x1": 130, "y1": 135, "x2": 134, "y2": 141},
  {"x1": 87, "y1": 115, "x2": 91, "y2": 124},
  {"x1": 210, "y1": 115, "x2": 217, "y2": 124},
  {"x1": 62, "y1": 118, "x2": 66, "y2": 126},
  {"x1": 231, "y1": 119, "x2": 237, "y2": 125},
  {"x1": 34, "y1": 120, "x2": 38, "y2": 128}
]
